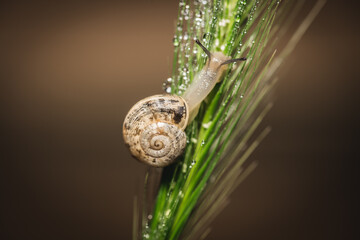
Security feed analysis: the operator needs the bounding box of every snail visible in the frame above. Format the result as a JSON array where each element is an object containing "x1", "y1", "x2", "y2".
[{"x1": 123, "y1": 39, "x2": 246, "y2": 167}]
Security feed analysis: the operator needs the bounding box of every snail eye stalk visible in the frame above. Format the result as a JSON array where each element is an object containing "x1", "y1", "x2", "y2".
[
  {"x1": 220, "y1": 57, "x2": 247, "y2": 66},
  {"x1": 195, "y1": 39, "x2": 212, "y2": 62}
]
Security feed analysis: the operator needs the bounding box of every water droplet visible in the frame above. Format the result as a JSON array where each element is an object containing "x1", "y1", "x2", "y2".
[
  {"x1": 219, "y1": 19, "x2": 229, "y2": 27},
  {"x1": 165, "y1": 209, "x2": 171, "y2": 217},
  {"x1": 202, "y1": 121, "x2": 212, "y2": 129},
  {"x1": 191, "y1": 160, "x2": 196, "y2": 166},
  {"x1": 173, "y1": 37, "x2": 179, "y2": 47},
  {"x1": 201, "y1": 140, "x2": 205, "y2": 146},
  {"x1": 179, "y1": 84, "x2": 187, "y2": 91},
  {"x1": 182, "y1": 163, "x2": 187, "y2": 173}
]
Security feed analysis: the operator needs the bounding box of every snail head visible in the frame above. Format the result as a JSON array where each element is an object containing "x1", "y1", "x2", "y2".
[{"x1": 195, "y1": 39, "x2": 247, "y2": 70}]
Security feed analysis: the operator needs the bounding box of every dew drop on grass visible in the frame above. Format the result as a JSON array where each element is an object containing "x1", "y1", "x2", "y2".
[
  {"x1": 163, "y1": 78, "x2": 173, "y2": 93},
  {"x1": 165, "y1": 87, "x2": 172, "y2": 93},
  {"x1": 202, "y1": 121, "x2": 212, "y2": 129},
  {"x1": 219, "y1": 18, "x2": 228, "y2": 27},
  {"x1": 182, "y1": 163, "x2": 187, "y2": 173},
  {"x1": 201, "y1": 140, "x2": 205, "y2": 146},
  {"x1": 173, "y1": 37, "x2": 179, "y2": 47},
  {"x1": 170, "y1": 181, "x2": 175, "y2": 190},
  {"x1": 165, "y1": 209, "x2": 171, "y2": 217},
  {"x1": 234, "y1": 82, "x2": 240, "y2": 90},
  {"x1": 179, "y1": 84, "x2": 187, "y2": 91}
]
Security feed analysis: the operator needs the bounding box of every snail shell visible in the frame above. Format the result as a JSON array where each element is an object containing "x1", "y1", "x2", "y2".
[{"x1": 123, "y1": 94, "x2": 189, "y2": 167}]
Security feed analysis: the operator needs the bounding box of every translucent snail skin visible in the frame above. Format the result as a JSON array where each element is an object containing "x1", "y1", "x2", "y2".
[{"x1": 123, "y1": 40, "x2": 246, "y2": 167}]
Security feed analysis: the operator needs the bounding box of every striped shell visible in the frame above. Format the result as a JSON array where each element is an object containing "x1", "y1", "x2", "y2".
[{"x1": 123, "y1": 94, "x2": 189, "y2": 167}]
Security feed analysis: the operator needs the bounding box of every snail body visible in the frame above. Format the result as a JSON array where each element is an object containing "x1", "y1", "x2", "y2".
[
  {"x1": 123, "y1": 40, "x2": 246, "y2": 167},
  {"x1": 182, "y1": 51, "x2": 233, "y2": 122}
]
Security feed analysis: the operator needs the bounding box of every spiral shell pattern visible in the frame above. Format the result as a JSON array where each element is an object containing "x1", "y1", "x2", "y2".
[{"x1": 123, "y1": 94, "x2": 188, "y2": 167}]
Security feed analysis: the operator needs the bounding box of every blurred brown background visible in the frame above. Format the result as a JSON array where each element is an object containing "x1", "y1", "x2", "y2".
[{"x1": 0, "y1": 0, "x2": 359, "y2": 239}]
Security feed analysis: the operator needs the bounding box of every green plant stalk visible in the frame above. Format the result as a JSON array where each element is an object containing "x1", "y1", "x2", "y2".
[
  {"x1": 148, "y1": 1, "x2": 278, "y2": 239},
  {"x1": 135, "y1": 1, "x2": 324, "y2": 239}
]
